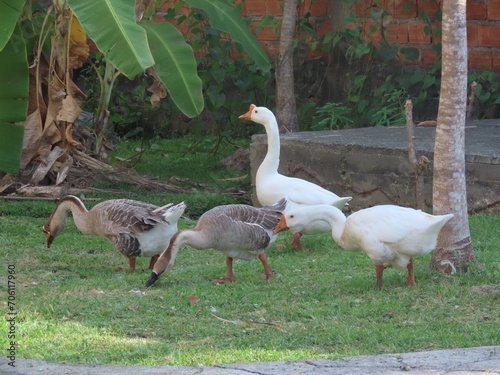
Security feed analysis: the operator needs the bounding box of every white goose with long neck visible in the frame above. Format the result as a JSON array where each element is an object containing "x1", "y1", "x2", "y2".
[
  {"x1": 274, "y1": 204, "x2": 454, "y2": 287},
  {"x1": 239, "y1": 104, "x2": 351, "y2": 249}
]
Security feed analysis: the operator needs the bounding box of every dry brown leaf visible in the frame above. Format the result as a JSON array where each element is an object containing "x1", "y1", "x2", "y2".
[
  {"x1": 211, "y1": 314, "x2": 286, "y2": 332},
  {"x1": 68, "y1": 13, "x2": 89, "y2": 69},
  {"x1": 55, "y1": 155, "x2": 73, "y2": 185},
  {"x1": 147, "y1": 80, "x2": 167, "y2": 108},
  {"x1": 188, "y1": 296, "x2": 201, "y2": 304},
  {"x1": 29, "y1": 146, "x2": 67, "y2": 185},
  {"x1": 90, "y1": 289, "x2": 104, "y2": 295},
  {"x1": 135, "y1": 0, "x2": 151, "y2": 21},
  {"x1": 56, "y1": 94, "x2": 82, "y2": 123},
  {"x1": 19, "y1": 109, "x2": 43, "y2": 169}
]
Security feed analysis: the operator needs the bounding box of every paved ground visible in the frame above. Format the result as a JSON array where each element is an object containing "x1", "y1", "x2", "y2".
[{"x1": 3, "y1": 346, "x2": 499, "y2": 375}]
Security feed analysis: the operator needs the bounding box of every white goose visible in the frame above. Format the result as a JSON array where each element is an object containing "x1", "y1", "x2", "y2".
[
  {"x1": 273, "y1": 204, "x2": 453, "y2": 287},
  {"x1": 145, "y1": 198, "x2": 287, "y2": 287},
  {"x1": 239, "y1": 104, "x2": 351, "y2": 250},
  {"x1": 42, "y1": 196, "x2": 186, "y2": 272}
]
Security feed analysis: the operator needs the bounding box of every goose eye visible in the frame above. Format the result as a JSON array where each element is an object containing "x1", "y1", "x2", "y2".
[{"x1": 255, "y1": 110, "x2": 258, "y2": 113}]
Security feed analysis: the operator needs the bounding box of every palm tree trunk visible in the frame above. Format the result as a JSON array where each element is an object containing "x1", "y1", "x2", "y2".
[
  {"x1": 431, "y1": 0, "x2": 475, "y2": 273},
  {"x1": 275, "y1": 0, "x2": 299, "y2": 133}
]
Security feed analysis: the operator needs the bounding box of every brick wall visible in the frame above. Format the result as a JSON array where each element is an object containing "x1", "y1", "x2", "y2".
[
  {"x1": 239, "y1": 0, "x2": 332, "y2": 59},
  {"x1": 152, "y1": 0, "x2": 500, "y2": 72},
  {"x1": 152, "y1": 0, "x2": 332, "y2": 60},
  {"x1": 353, "y1": 0, "x2": 500, "y2": 72}
]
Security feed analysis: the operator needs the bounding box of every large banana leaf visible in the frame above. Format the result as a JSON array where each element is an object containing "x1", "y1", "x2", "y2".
[
  {"x1": 0, "y1": 0, "x2": 25, "y2": 50},
  {"x1": 0, "y1": 24, "x2": 28, "y2": 173},
  {"x1": 141, "y1": 21, "x2": 203, "y2": 118},
  {"x1": 185, "y1": 0, "x2": 270, "y2": 71},
  {"x1": 67, "y1": 0, "x2": 154, "y2": 78}
]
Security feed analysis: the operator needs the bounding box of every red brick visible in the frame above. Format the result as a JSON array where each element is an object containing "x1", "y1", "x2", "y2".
[
  {"x1": 385, "y1": 23, "x2": 409, "y2": 43},
  {"x1": 478, "y1": 25, "x2": 500, "y2": 47},
  {"x1": 298, "y1": 0, "x2": 330, "y2": 17},
  {"x1": 363, "y1": 21, "x2": 383, "y2": 43},
  {"x1": 255, "y1": 26, "x2": 278, "y2": 41},
  {"x1": 305, "y1": 46, "x2": 328, "y2": 60},
  {"x1": 264, "y1": 42, "x2": 280, "y2": 57},
  {"x1": 467, "y1": 23, "x2": 479, "y2": 47},
  {"x1": 430, "y1": 23, "x2": 442, "y2": 43},
  {"x1": 157, "y1": 1, "x2": 191, "y2": 15},
  {"x1": 394, "y1": 0, "x2": 417, "y2": 18},
  {"x1": 265, "y1": 0, "x2": 283, "y2": 16},
  {"x1": 317, "y1": 19, "x2": 332, "y2": 37},
  {"x1": 242, "y1": 0, "x2": 267, "y2": 16},
  {"x1": 354, "y1": 0, "x2": 372, "y2": 17},
  {"x1": 468, "y1": 49, "x2": 492, "y2": 70},
  {"x1": 417, "y1": 0, "x2": 441, "y2": 19},
  {"x1": 492, "y1": 51, "x2": 500, "y2": 72},
  {"x1": 381, "y1": 0, "x2": 396, "y2": 15},
  {"x1": 422, "y1": 46, "x2": 438, "y2": 65},
  {"x1": 467, "y1": 0, "x2": 487, "y2": 20},
  {"x1": 487, "y1": 0, "x2": 500, "y2": 20},
  {"x1": 408, "y1": 22, "x2": 432, "y2": 43}
]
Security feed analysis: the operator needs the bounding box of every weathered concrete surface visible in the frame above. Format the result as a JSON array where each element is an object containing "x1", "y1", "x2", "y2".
[
  {"x1": 3, "y1": 346, "x2": 499, "y2": 375},
  {"x1": 250, "y1": 119, "x2": 500, "y2": 213}
]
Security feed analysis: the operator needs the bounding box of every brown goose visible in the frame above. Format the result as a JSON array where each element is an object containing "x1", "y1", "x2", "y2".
[
  {"x1": 41, "y1": 196, "x2": 186, "y2": 272},
  {"x1": 145, "y1": 198, "x2": 287, "y2": 287}
]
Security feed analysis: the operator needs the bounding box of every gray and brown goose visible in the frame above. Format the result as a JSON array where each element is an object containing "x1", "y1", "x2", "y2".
[
  {"x1": 41, "y1": 195, "x2": 186, "y2": 272},
  {"x1": 145, "y1": 198, "x2": 287, "y2": 287}
]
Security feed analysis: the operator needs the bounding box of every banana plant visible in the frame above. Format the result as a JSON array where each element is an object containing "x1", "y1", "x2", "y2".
[
  {"x1": 0, "y1": 0, "x2": 28, "y2": 174},
  {"x1": 0, "y1": 0, "x2": 270, "y2": 175}
]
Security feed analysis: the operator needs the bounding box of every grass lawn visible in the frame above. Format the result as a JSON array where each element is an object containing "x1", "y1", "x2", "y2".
[{"x1": 0, "y1": 137, "x2": 498, "y2": 366}]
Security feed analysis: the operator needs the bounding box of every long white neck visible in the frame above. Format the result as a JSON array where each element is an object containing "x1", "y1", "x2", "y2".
[
  {"x1": 295, "y1": 205, "x2": 348, "y2": 247},
  {"x1": 53, "y1": 197, "x2": 93, "y2": 235},
  {"x1": 257, "y1": 114, "x2": 281, "y2": 177}
]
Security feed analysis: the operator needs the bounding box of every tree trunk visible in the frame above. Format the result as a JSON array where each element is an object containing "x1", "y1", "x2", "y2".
[
  {"x1": 275, "y1": 0, "x2": 299, "y2": 133},
  {"x1": 431, "y1": 0, "x2": 475, "y2": 273}
]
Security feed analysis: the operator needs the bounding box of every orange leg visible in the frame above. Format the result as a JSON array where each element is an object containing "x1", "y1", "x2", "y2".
[
  {"x1": 406, "y1": 258, "x2": 416, "y2": 287},
  {"x1": 375, "y1": 265, "x2": 386, "y2": 288},
  {"x1": 289, "y1": 232, "x2": 305, "y2": 251},
  {"x1": 148, "y1": 254, "x2": 159, "y2": 270},
  {"x1": 259, "y1": 253, "x2": 273, "y2": 281},
  {"x1": 212, "y1": 257, "x2": 236, "y2": 284},
  {"x1": 128, "y1": 258, "x2": 136, "y2": 272}
]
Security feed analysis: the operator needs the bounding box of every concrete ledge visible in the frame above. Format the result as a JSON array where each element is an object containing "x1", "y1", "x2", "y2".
[
  {"x1": 250, "y1": 119, "x2": 500, "y2": 213},
  {"x1": 4, "y1": 346, "x2": 499, "y2": 374}
]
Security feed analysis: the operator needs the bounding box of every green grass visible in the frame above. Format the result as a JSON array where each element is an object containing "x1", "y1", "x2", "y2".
[{"x1": 0, "y1": 136, "x2": 499, "y2": 367}]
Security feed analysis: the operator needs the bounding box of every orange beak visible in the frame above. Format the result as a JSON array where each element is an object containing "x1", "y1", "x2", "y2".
[
  {"x1": 273, "y1": 214, "x2": 289, "y2": 235},
  {"x1": 41, "y1": 226, "x2": 54, "y2": 248},
  {"x1": 238, "y1": 104, "x2": 256, "y2": 120}
]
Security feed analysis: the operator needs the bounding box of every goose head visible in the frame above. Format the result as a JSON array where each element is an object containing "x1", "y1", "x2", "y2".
[
  {"x1": 41, "y1": 218, "x2": 64, "y2": 248},
  {"x1": 239, "y1": 104, "x2": 276, "y2": 125},
  {"x1": 273, "y1": 211, "x2": 305, "y2": 236}
]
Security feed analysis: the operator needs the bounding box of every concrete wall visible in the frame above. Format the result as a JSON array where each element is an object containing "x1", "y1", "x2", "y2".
[{"x1": 250, "y1": 121, "x2": 500, "y2": 213}]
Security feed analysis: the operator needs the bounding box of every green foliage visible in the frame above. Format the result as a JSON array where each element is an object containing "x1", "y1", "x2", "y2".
[
  {"x1": 468, "y1": 71, "x2": 500, "y2": 118},
  {"x1": 295, "y1": 0, "x2": 444, "y2": 128},
  {"x1": 312, "y1": 103, "x2": 354, "y2": 130},
  {"x1": 159, "y1": 3, "x2": 273, "y2": 138},
  {"x1": 0, "y1": 23, "x2": 28, "y2": 173}
]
